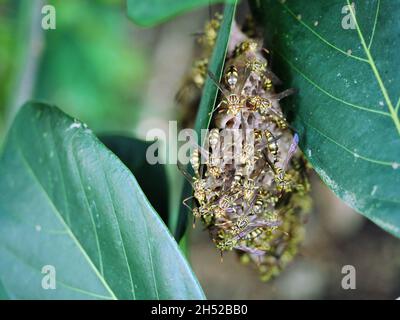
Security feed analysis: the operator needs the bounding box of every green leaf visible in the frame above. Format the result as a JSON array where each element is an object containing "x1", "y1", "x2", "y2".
[
  {"x1": 253, "y1": 0, "x2": 400, "y2": 237},
  {"x1": 0, "y1": 102, "x2": 205, "y2": 299},
  {"x1": 127, "y1": 0, "x2": 233, "y2": 27},
  {"x1": 0, "y1": 280, "x2": 9, "y2": 299},
  {"x1": 174, "y1": 1, "x2": 237, "y2": 241},
  {"x1": 99, "y1": 135, "x2": 169, "y2": 225}
]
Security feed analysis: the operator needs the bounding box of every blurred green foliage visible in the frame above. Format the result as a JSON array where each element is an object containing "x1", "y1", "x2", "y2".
[
  {"x1": 0, "y1": 0, "x2": 150, "y2": 143},
  {"x1": 127, "y1": 0, "x2": 233, "y2": 27},
  {"x1": 0, "y1": 1, "x2": 19, "y2": 141}
]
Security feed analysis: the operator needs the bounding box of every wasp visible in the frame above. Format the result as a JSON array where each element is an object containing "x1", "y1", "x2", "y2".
[
  {"x1": 233, "y1": 39, "x2": 259, "y2": 58},
  {"x1": 206, "y1": 129, "x2": 222, "y2": 178},
  {"x1": 250, "y1": 193, "x2": 264, "y2": 215},
  {"x1": 191, "y1": 58, "x2": 208, "y2": 88},
  {"x1": 232, "y1": 167, "x2": 244, "y2": 187},
  {"x1": 212, "y1": 204, "x2": 227, "y2": 220},
  {"x1": 233, "y1": 40, "x2": 267, "y2": 75},
  {"x1": 190, "y1": 144, "x2": 221, "y2": 179},
  {"x1": 247, "y1": 87, "x2": 294, "y2": 115},
  {"x1": 206, "y1": 164, "x2": 221, "y2": 178},
  {"x1": 246, "y1": 58, "x2": 267, "y2": 75},
  {"x1": 224, "y1": 65, "x2": 239, "y2": 91},
  {"x1": 272, "y1": 133, "x2": 300, "y2": 193},
  {"x1": 206, "y1": 150, "x2": 222, "y2": 178},
  {"x1": 178, "y1": 162, "x2": 210, "y2": 207},
  {"x1": 267, "y1": 114, "x2": 289, "y2": 129},
  {"x1": 254, "y1": 129, "x2": 263, "y2": 142},
  {"x1": 239, "y1": 143, "x2": 256, "y2": 169},
  {"x1": 243, "y1": 178, "x2": 257, "y2": 203},
  {"x1": 208, "y1": 128, "x2": 220, "y2": 148},
  {"x1": 264, "y1": 129, "x2": 279, "y2": 163},
  {"x1": 218, "y1": 194, "x2": 238, "y2": 213},
  {"x1": 207, "y1": 65, "x2": 249, "y2": 116},
  {"x1": 214, "y1": 232, "x2": 238, "y2": 252},
  {"x1": 190, "y1": 148, "x2": 201, "y2": 177},
  {"x1": 262, "y1": 76, "x2": 273, "y2": 91},
  {"x1": 244, "y1": 226, "x2": 264, "y2": 240},
  {"x1": 231, "y1": 215, "x2": 251, "y2": 236},
  {"x1": 247, "y1": 95, "x2": 271, "y2": 114},
  {"x1": 191, "y1": 204, "x2": 216, "y2": 228},
  {"x1": 263, "y1": 210, "x2": 280, "y2": 226},
  {"x1": 197, "y1": 13, "x2": 223, "y2": 51}
]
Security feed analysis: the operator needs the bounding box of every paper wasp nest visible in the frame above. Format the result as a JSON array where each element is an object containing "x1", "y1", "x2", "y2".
[{"x1": 178, "y1": 15, "x2": 312, "y2": 281}]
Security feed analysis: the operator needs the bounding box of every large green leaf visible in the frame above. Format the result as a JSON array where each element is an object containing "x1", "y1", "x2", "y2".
[
  {"x1": 0, "y1": 279, "x2": 9, "y2": 299},
  {"x1": 127, "y1": 0, "x2": 234, "y2": 27},
  {"x1": 0, "y1": 102, "x2": 205, "y2": 299},
  {"x1": 99, "y1": 135, "x2": 169, "y2": 225},
  {"x1": 253, "y1": 0, "x2": 400, "y2": 237},
  {"x1": 174, "y1": 1, "x2": 237, "y2": 241}
]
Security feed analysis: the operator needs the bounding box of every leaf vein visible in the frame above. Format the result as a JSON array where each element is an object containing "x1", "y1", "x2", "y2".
[
  {"x1": 15, "y1": 145, "x2": 117, "y2": 300},
  {"x1": 0, "y1": 243, "x2": 114, "y2": 300},
  {"x1": 278, "y1": 52, "x2": 390, "y2": 116},
  {"x1": 95, "y1": 147, "x2": 136, "y2": 300},
  {"x1": 279, "y1": 1, "x2": 368, "y2": 63},
  {"x1": 70, "y1": 141, "x2": 104, "y2": 276},
  {"x1": 298, "y1": 115, "x2": 395, "y2": 166},
  {"x1": 47, "y1": 117, "x2": 72, "y2": 227},
  {"x1": 347, "y1": 0, "x2": 400, "y2": 135},
  {"x1": 142, "y1": 213, "x2": 160, "y2": 299},
  {"x1": 395, "y1": 97, "x2": 400, "y2": 114},
  {"x1": 367, "y1": 0, "x2": 380, "y2": 49}
]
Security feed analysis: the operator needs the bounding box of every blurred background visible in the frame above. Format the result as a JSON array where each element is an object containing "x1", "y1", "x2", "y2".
[{"x1": 0, "y1": 0, "x2": 399, "y2": 299}]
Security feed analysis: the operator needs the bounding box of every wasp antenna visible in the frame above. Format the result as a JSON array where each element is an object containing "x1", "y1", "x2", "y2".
[
  {"x1": 206, "y1": 70, "x2": 227, "y2": 97},
  {"x1": 177, "y1": 162, "x2": 195, "y2": 183},
  {"x1": 264, "y1": 69, "x2": 283, "y2": 85},
  {"x1": 272, "y1": 88, "x2": 297, "y2": 101},
  {"x1": 182, "y1": 195, "x2": 194, "y2": 211},
  {"x1": 209, "y1": 101, "x2": 226, "y2": 116},
  {"x1": 274, "y1": 134, "x2": 283, "y2": 142},
  {"x1": 262, "y1": 149, "x2": 278, "y2": 173},
  {"x1": 287, "y1": 122, "x2": 298, "y2": 132},
  {"x1": 262, "y1": 47, "x2": 270, "y2": 55}
]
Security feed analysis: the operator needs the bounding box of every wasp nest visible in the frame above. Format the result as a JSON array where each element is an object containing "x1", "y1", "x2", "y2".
[{"x1": 178, "y1": 15, "x2": 311, "y2": 282}]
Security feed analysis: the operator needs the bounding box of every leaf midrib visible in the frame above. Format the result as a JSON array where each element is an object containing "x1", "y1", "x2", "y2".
[
  {"x1": 16, "y1": 144, "x2": 117, "y2": 300},
  {"x1": 347, "y1": 0, "x2": 400, "y2": 136},
  {"x1": 279, "y1": 0, "x2": 400, "y2": 136},
  {"x1": 0, "y1": 243, "x2": 113, "y2": 300},
  {"x1": 94, "y1": 146, "x2": 136, "y2": 299},
  {"x1": 277, "y1": 51, "x2": 390, "y2": 117}
]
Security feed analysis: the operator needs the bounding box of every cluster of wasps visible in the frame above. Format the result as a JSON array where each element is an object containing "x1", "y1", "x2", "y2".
[{"x1": 177, "y1": 14, "x2": 311, "y2": 281}]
